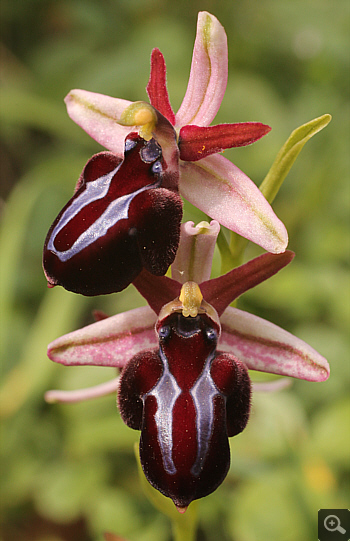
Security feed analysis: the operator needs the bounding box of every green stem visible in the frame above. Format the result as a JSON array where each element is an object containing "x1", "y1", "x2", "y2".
[
  {"x1": 171, "y1": 506, "x2": 198, "y2": 541},
  {"x1": 217, "y1": 227, "x2": 248, "y2": 274},
  {"x1": 217, "y1": 229, "x2": 234, "y2": 274},
  {"x1": 229, "y1": 231, "x2": 249, "y2": 269}
]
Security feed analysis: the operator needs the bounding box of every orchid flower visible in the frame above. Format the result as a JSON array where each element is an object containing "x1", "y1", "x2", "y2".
[
  {"x1": 43, "y1": 11, "x2": 288, "y2": 296},
  {"x1": 45, "y1": 221, "x2": 329, "y2": 511},
  {"x1": 43, "y1": 116, "x2": 182, "y2": 295}
]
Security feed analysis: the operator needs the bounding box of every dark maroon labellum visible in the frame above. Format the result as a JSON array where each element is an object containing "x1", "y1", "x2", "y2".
[
  {"x1": 118, "y1": 311, "x2": 251, "y2": 509},
  {"x1": 43, "y1": 133, "x2": 182, "y2": 295}
]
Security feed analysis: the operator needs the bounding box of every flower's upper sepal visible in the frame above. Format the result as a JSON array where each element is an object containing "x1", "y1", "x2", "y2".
[
  {"x1": 175, "y1": 12, "x2": 228, "y2": 128},
  {"x1": 43, "y1": 133, "x2": 182, "y2": 295},
  {"x1": 171, "y1": 220, "x2": 220, "y2": 284}
]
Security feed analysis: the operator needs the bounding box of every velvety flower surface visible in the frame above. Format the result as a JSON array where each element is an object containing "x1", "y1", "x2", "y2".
[
  {"x1": 45, "y1": 221, "x2": 329, "y2": 510},
  {"x1": 118, "y1": 284, "x2": 251, "y2": 509},
  {"x1": 43, "y1": 108, "x2": 182, "y2": 295},
  {"x1": 63, "y1": 12, "x2": 288, "y2": 256}
]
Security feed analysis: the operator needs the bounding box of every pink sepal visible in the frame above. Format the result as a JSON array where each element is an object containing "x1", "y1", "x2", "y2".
[
  {"x1": 65, "y1": 89, "x2": 133, "y2": 156},
  {"x1": 48, "y1": 306, "x2": 157, "y2": 368},
  {"x1": 45, "y1": 377, "x2": 120, "y2": 403},
  {"x1": 171, "y1": 220, "x2": 220, "y2": 283},
  {"x1": 179, "y1": 154, "x2": 288, "y2": 253},
  {"x1": 175, "y1": 12, "x2": 228, "y2": 128},
  {"x1": 220, "y1": 307, "x2": 330, "y2": 382}
]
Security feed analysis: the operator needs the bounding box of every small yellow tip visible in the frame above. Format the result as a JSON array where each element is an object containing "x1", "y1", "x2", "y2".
[
  {"x1": 175, "y1": 504, "x2": 188, "y2": 513},
  {"x1": 179, "y1": 282, "x2": 203, "y2": 317}
]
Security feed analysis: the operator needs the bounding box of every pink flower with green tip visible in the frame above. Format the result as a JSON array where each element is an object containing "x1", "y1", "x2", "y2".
[
  {"x1": 46, "y1": 11, "x2": 288, "y2": 296},
  {"x1": 45, "y1": 220, "x2": 328, "y2": 510}
]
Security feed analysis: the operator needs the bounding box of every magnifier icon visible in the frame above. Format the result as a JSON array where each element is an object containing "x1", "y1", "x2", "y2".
[{"x1": 324, "y1": 515, "x2": 346, "y2": 534}]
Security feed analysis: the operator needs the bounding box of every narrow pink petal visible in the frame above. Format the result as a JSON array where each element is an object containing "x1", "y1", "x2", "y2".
[
  {"x1": 65, "y1": 89, "x2": 134, "y2": 156},
  {"x1": 179, "y1": 154, "x2": 288, "y2": 253},
  {"x1": 133, "y1": 269, "x2": 181, "y2": 315},
  {"x1": 48, "y1": 307, "x2": 157, "y2": 368},
  {"x1": 175, "y1": 12, "x2": 228, "y2": 128},
  {"x1": 135, "y1": 250, "x2": 293, "y2": 316},
  {"x1": 252, "y1": 379, "x2": 292, "y2": 392},
  {"x1": 44, "y1": 377, "x2": 120, "y2": 404},
  {"x1": 220, "y1": 307, "x2": 330, "y2": 382},
  {"x1": 171, "y1": 220, "x2": 220, "y2": 283},
  {"x1": 179, "y1": 123, "x2": 271, "y2": 161},
  {"x1": 201, "y1": 251, "x2": 294, "y2": 316},
  {"x1": 147, "y1": 48, "x2": 176, "y2": 125}
]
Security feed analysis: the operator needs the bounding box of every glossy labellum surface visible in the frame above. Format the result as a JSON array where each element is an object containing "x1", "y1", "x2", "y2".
[
  {"x1": 43, "y1": 133, "x2": 182, "y2": 295},
  {"x1": 118, "y1": 289, "x2": 251, "y2": 509}
]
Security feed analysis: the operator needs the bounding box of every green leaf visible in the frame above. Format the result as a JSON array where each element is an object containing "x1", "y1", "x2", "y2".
[
  {"x1": 259, "y1": 114, "x2": 332, "y2": 204},
  {"x1": 227, "y1": 114, "x2": 332, "y2": 267}
]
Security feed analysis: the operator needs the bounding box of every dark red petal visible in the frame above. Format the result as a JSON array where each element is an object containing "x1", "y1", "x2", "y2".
[
  {"x1": 134, "y1": 251, "x2": 294, "y2": 316},
  {"x1": 73, "y1": 153, "x2": 122, "y2": 194},
  {"x1": 211, "y1": 354, "x2": 251, "y2": 437},
  {"x1": 134, "y1": 189, "x2": 182, "y2": 276},
  {"x1": 178, "y1": 122, "x2": 271, "y2": 161},
  {"x1": 133, "y1": 269, "x2": 181, "y2": 314},
  {"x1": 201, "y1": 250, "x2": 295, "y2": 316},
  {"x1": 146, "y1": 48, "x2": 176, "y2": 125},
  {"x1": 118, "y1": 350, "x2": 163, "y2": 430},
  {"x1": 43, "y1": 134, "x2": 182, "y2": 296},
  {"x1": 119, "y1": 310, "x2": 252, "y2": 508},
  {"x1": 140, "y1": 312, "x2": 232, "y2": 507}
]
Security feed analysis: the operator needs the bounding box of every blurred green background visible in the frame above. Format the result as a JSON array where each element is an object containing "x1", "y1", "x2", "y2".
[{"x1": 1, "y1": 1, "x2": 349, "y2": 540}]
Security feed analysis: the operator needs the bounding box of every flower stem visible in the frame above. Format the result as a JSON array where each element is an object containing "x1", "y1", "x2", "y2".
[
  {"x1": 217, "y1": 228, "x2": 247, "y2": 274},
  {"x1": 217, "y1": 228, "x2": 234, "y2": 274},
  {"x1": 228, "y1": 231, "x2": 248, "y2": 269},
  {"x1": 171, "y1": 504, "x2": 198, "y2": 541}
]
